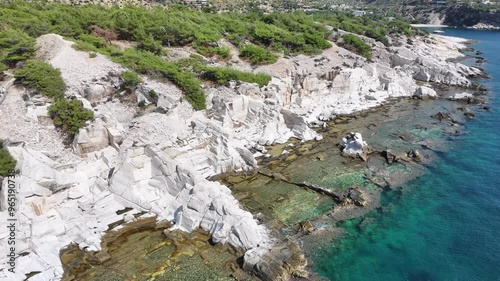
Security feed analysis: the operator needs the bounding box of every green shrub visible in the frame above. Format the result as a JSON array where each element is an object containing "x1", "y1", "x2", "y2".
[
  {"x1": 171, "y1": 71, "x2": 206, "y2": 110},
  {"x1": 193, "y1": 44, "x2": 232, "y2": 59},
  {"x1": 202, "y1": 67, "x2": 271, "y2": 87},
  {"x1": 120, "y1": 70, "x2": 142, "y2": 90},
  {"x1": 0, "y1": 28, "x2": 37, "y2": 67},
  {"x1": 148, "y1": 89, "x2": 158, "y2": 105},
  {"x1": 239, "y1": 44, "x2": 278, "y2": 65},
  {"x1": 365, "y1": 27, "x2": 389, "y2": 45},
  {"x1": 74, "y1": 40, "x2": 100, "y2": 53},
  {"x1": 340, "y1": 34, "x2": 372, "y2": 59},
  {"x1": 137, "y1": 36, "x2": 165, "y2": 55},
  {"x1": 78, "y1": 34, "x2": 106, "y2": 48},
  {"x1": 175, "y1": 54, "x2": 271, "y2": 88},
  {"x1": 14, "y1": 60, "x2": 66, "y2": 99},
  {"x1": 48, "y1": 98, "x2": 94, "y2": 136},
  {"x1": 387, "y1": 21, "x2": 414, "y2": 36},
  {"x1": 0, "y1": 140, "x2": 16, "y2": 177},
  {"x1": 215, "y1": 47, "x2": 232, "y2": 59}
]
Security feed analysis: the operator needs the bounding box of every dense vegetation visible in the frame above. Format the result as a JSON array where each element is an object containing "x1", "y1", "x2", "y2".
[
  {"x1": 14, "y1": 60, "x2": 66, "y2": 99},
  {"x1": 339, "y1": 34, "x2": 373, "y2": 59},
  {"x1": 239, "y1": 44, "x2": 279, "y2": 65},
  {"x1": 0, "y1": 139, "x2": 16, "y2": 177},
  {"x1": 312, "y1": 12, "x2": 417, "y2": 45},
  {"x1": 2, "y1": 1, "x2": 310, "y2": 109},
  {"x1": 0, "y1": 1, "x2": 418, "y2": 110},
  {"x1": 0, "y1": 28, "x2": 37, "y2": 71}
]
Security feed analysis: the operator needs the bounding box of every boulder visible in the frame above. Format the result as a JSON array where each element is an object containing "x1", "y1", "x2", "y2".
[
  {"x1": 83, "y1": 84, "x2": 108, "y2": 103},
  {"x1": 73, "y1": 118, "x2": 110, "y2": 155},
  {"x1": 280, "y1": 109, "x2": 319, "y2": 141},
  {"x1": 337, "y1": 186, "x2": 367, "y2": 206},
  {"x1": 448, "y1": 92, "x2": 485, "y2": 104},
  {"x1": 413, "y1": 86, "x2": 437, "y2": 99},
  {"x1": 106, "y1": 127, "x2": 123, "y2": 148},
  {"x1": 339, "y1": 132, "x2": 371, "y2": 161},
  {"x1": 156, "y1": 94, "x2": 178, "y2": 113}
]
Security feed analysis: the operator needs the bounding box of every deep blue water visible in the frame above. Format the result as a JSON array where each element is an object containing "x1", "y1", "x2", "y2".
[{"x1": 313, "y1": 29, "x2": 500, "y2": 281}]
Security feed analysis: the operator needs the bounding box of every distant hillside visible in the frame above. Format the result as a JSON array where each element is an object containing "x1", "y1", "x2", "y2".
[
  {"x1": 41, "y1": 0, "x2": 500, "y2": 28},
  {"x1": 357, "y1": 0, "x2": 500, "y2": 27}
]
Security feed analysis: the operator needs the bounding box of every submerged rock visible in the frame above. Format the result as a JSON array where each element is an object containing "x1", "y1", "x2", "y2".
[
  {"x1": 336, "y1": 186, "x2": 368, "y2": 207},
  {"x1": 431, "y1": 112, "x2": 452, "y2": 121},
  {"x1": 244, "y1": 241, "x2": 308, "y2": 281},
  {"x1": 381, "y1": 149, "x2": 398, "y2": 164},
  {"x1": 448, "y1": 92, "x2": 485, "y2": 104}
]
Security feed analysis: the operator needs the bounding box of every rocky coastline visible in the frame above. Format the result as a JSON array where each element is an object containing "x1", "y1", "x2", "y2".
[
  {"x1": 468, "y1": 23, "x2": 500, "y2": 30},
  {"x1": 0, "y1": 30, "x2": 488, "y2": 281}
]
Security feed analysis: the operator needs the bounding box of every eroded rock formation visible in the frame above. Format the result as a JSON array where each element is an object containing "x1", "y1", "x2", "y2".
[{"x1": 0, "y1": 31, "x2": 484, "y2": 281}]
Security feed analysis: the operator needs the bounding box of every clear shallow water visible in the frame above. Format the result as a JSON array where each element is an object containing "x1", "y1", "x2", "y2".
[{"x1": 312, "y1": 29, "x2": 500, "y2": 281}]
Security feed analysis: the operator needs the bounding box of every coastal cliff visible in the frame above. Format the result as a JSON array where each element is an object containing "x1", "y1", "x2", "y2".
[{"x1": 0, "y1": 12, "x2": 485, "y2": 281}]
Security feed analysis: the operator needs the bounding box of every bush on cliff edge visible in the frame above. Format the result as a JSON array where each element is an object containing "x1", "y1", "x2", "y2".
[
  {"x1": 14, "y1": 60, "x2": 66, "y2": 99},
  {"x1": 340, "y1": 34, "x2": 373, "y2": 60},
  {"x1": 49, "y1": 98, "x2": 94, "y2": 137},
  {"x1": 0, "y1": 140, "x2": 16, "y2": 177},
  {"x1": 13, "y1": 60, "x2": 94, "y2": 137}
]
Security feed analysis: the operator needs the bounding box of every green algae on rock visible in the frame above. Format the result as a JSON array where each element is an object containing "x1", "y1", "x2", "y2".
[
  {"x1": 219, "y1": 94, "x2": 481, "y2": 257},
  {"x1": 60, "y1": 217, "x2": 252, "y2": 281}
]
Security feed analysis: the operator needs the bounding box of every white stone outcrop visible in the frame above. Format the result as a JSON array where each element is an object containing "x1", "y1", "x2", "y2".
[
  {"x1": 36, "y1": 34, "x2": 125, "y2": 100},
  {"x1": 0, "y1": 142, "x2": 274, "y2": 281},
  {"x1": 413, "y1": 86, "x2": 438, "y2": 99},
  {"x1": 73, "y1": 118, "x2": 109, "y2": 155},
  {"x1": 339, "y1": 132, "x2": 371, "y2": 161},
  {"x1": 0, "y1": 146, "x2": 129, "y2": 281},
  {"x1": 0, "y1": 31, "x2": 484, "y2": 281},
  {"x1": 449, "y1": 92, "x2": 474, "y2": 101}
]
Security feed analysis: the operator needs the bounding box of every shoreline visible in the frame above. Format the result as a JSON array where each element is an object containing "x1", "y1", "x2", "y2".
[
  {"x1": 217, "y1": 33, "x2": 490, "y2": 279},
  {"x1": 220, "y1": 94, "x2": 489, "y2": 278},
  {"x1": 0, "y1": 29, "x2": 489, "y2": 281},
  {"x1": 411, "y1": 24, "x2": 449, "y2": 28},
  {"x1": 302, "y1": 30, "x2": 499, "y2": 280}
]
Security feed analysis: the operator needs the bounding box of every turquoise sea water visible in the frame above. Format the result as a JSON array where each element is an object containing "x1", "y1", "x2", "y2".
[{"x1": 312, "y1": 29, "x2": 500, "y2": 281}]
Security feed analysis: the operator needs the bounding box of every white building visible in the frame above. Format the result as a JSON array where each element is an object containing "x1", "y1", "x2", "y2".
[{"x1": 352, "y1": 10, "x2": 366, "y2": 17}]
